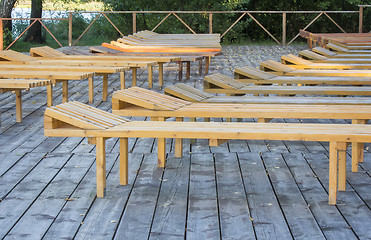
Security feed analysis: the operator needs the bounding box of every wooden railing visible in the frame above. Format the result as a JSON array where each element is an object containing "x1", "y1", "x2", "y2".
[{"x1": 0, "y1": 5, "x2": 369, "y2": 50}]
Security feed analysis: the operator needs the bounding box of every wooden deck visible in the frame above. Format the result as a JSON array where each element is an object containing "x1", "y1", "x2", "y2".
[{"x1": 0, "y1": 45, "x2": 370, "y2": 239}]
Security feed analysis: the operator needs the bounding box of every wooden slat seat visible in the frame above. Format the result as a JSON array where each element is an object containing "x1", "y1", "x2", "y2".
[
  {"x1": 44, "y1": 101, "x2": 371, "y2": 205},
  {"x1": 0, "y1": 78, "x2": 51, "y2": 122}
]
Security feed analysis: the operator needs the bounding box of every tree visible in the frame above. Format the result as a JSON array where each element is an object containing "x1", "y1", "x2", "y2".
[
  {"x1": 24, "y1": 0, "x2": 44, "y2": 43},
  {"x1": 0, "y1": 0, "x2": 18, "y2": 46}
]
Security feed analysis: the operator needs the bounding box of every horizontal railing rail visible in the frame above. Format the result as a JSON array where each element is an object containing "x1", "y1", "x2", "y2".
[{"x1": 0, "y1": 6, "x2": 368, "y2": 50}]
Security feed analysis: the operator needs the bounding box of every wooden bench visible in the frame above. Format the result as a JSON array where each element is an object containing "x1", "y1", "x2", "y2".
[
  {"x1": 259, "y1": 60, "x2": 371, "y2": 77},
  {"x1": 0, "y1": 78, "x2": 51, "y2": 122},
  {"x1": 0, "y1": 63, "x2": 128, "y2": 103},
  {"x1": 0, "y1": 70, "x2": 94, "y2": 106},
  {"x1": 44, "y1": 101, "x2": 371, "y2": 205},
  {"x1": 0, "y1": 50, "x2": 153, "y2": 89},
  {"x1": 113, "y1": 86, "x2": 371, "y2": 172},
  {"x1": 280, "y1": 54, "x2": 371, "y2": 69}
]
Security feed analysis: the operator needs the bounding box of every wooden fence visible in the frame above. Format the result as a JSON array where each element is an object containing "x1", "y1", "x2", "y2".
[{"x1": 0, "y1": 5, "x2": 369, "y2": 50}]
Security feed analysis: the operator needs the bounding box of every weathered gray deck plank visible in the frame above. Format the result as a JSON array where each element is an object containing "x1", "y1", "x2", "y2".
[
  {"x1": 238, "y1": 152, "x2": 292, "y2": 239},
  {"x1": 62, "y1": 153, "x2": 143, "y2": 240},
  {"x1": 304, "y1": 152, "x2": 371, "y2": 239},
  {"x1": 282, "y1": 152, "x2": 358, "y2": 239},
  {"x1": 149, "y1": 155, "x2": 191, "y2": 239},
  {"x1": 262, "y1": 152, "x2": 325, "y2": 239},
  {"x1": 215, "y1": 152, "x2": 256, "y2": 239},
  {"x1": 186, "y1": 153, "x2": 220, "y2": 239},
  {"x1": 113, "y1": 154, "x2": 164, "y2": 239}
]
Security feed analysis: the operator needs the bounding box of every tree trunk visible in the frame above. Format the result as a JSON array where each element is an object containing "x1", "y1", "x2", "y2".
[
  {"x1": 0, "y1": 0, "x2": 18, "y2": 46},
  {"x1": 24, "y1": 0, "x2": 44, "y2": 43}
]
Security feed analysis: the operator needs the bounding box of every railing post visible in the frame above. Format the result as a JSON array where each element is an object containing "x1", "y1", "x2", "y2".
[
  {"x1": 359, "y1": 6, "x2": 363, "y2": 33},
  {"x1": 0, "y1": 19, "x2": 3, "y2": 51},
  {"x1": 133, "y1": 12, "x2": 136, "y2": 33},
  {"x1": 282, "y1": 12, "x2": 286, "y2": 45},
  {"x1": 68, "y1": 12, "x2": 72, "y2": 46},
  {"x1": 209, "y1": 13, "x2": 213, "y2": 34}
]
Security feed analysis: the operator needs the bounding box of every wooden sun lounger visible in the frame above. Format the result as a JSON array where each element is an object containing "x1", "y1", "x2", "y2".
[
  {"x1": 326, "y1": 43, "x2": 371, "y2": 54},
  {"x1": 113, "y1": 86, "x2": 371, "y2": 173},
  {"x1": 280, "y1": 54, "x2": 371, "y2": 69},
  {"x1": 0, "y1": 79, "x2": 51, "y2": 122},
  {"x1": 298, "y1": 50, "x2": 371, "y2": 64},
  {"x1": 44, "y1": 101, "x2": 371, "y2": 205},
  {"x1": 204, "y1": 73, "x2": 371, "y2": 94},
  {"x1": 259, "y1": 60, "x2": 371, "y2": 77},
  {"x1": 310, "y1": 47, "x2": 371, "y2": 59},
  {"x1": 165, "y1": 83, "x2": 371, "y2": 105}
]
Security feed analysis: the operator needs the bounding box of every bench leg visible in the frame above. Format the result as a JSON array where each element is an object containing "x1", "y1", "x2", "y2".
[
  {"x1": 102, "y1": 74, "x2": 108, "y2": 101},
  {"x1": 351, "y1": 119, "x2": 367, "y2": 172},
  {"x1": 15, "y1": 90, "x2": 22, "y2": 123},
  {"x1": 131, "y1": 68, "x2": 137, "y2": 87},
  {"x1": 62, "y1": 81, "x2": 68, "y2": 103},
  {"x1": 120, "y1": 137, "x2": 128, "y2": 185},
  {"x1": 186, "y1": 61, "x2": 190, "y2": 79},
  {"x1": 205, "y1": 56, "x2": 211, "y2": 74},
  {"x1": 96, "y1": 137, "x2": 106, "y2": 198},
  {"x1": 198, "y1": 59, "x2": 202, "y2": 75},
  {"x1": 120, "y1": 71, "x2": 126, "y2": 90},
  {"x1": 47, "y1": 84, "x2": 53, "y2": 107},
  {"x1": 178, "y1": 61, "x2": 183, "y2": 81},
  {"x1": 154, "y1": 117, "x2": 166, "y2": 167},
  {"x1": 329, "y1": 142, "x2": 338, "y2": 205},
  {"x1": 159, "y1": 63, "x2": 164, "y2": 87},
  {"x1": 337, "y1": 142, "x2": 347, "y2": 192},
  {"x1": 89, "y1": 77, "x2": 94, "y2": 104},
  {"x1": 175, "y1": 117, "x2": 183, "y2": 158},
  {"x1": 352, "y1": 142, "x2": 364, "y2": 172},
  {"x1": 190, "y1": 117, "x2": 196, "y2": 144},
  {"x1": 148, "y1": 65, "x2": 153, "y2": 88},
  {"x1": 158, "y1": 138, "x2": 166, "y2": 167}
]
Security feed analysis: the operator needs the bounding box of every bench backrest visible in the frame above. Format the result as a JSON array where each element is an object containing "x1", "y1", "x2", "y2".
[
  {"x1": 298, "y1": 50, "x2": 328, "y2": 60},
  {"x1": 112, "y1": 87, "x2": 191, "y2": 111},
  {"x1": 30, "y1": 46, "x2": 67, "y2": 58},
  {"x1": 0, "y1": 50, "x2": 36, "y2": 62},
  {"x1": 281, "y1": 54, "x2": 314, "y2": 65},
  {"x1": 204, "y1": 73, "x2": 246, "y2": 90},
  {"x1": 164, "y1": 83, "x2": 213, "y2": 102},
  {"x1": 44, "y1": 101, "x2": 129, "y2": 130},
  {"x1": 234, "y1": 66, "x2": 277, "y2": 79},
  {"x1": 312, "y1": 47, "x2": 337, "y2": 56},
  {"x1": 260, "y1": 60, "x2": 296, "y2": 73}
]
